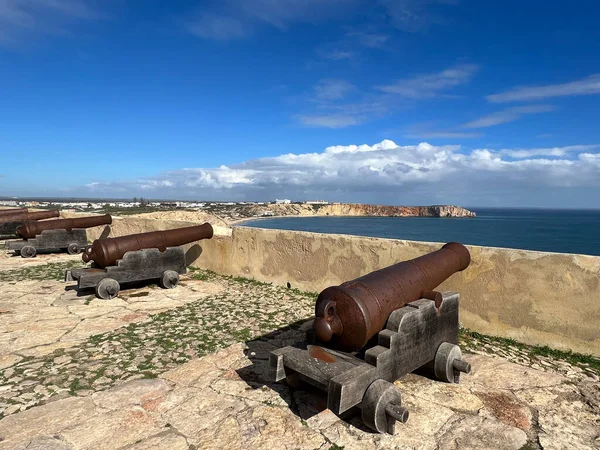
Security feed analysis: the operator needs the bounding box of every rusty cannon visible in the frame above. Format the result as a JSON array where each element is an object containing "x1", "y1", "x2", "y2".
[
  {"x1": 66, "y1": 223, "x2": 214, "y2": 299},
  {"x1": 6, "y1": 214, "x2": 113, "y2": 258},
  {"x1": 0, "y1": 209, "x2": 60, "y2": 237},
  {"x1": 0, "y1": 209, "x2": 59, "y2": 223},
  {"x1": 270, "y1": 242, "x2": 472, "y2": 435},
  {"x1": 0, "y1": 207, "x2": 28, "y2": 217}
]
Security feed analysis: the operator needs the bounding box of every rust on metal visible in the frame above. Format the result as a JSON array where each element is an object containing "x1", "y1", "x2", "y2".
[
  {"x1": 308, "y1": 345, "x2": 338, "y2": 363},
  {"x1": 82, "y1": 222, "x2": 214, "y2": 268},
  {"x1": 16, "y1": 214, "x2": 112, "y2": 239},
  {"x1": 422, "y1": 290, "x2": 443, "y2": 308},
  {"x1": 0, "y1": 209, "x2": 60, "y2": 224},
  {"x1": 0, "y1": 208, "x2": 28, "y2": 217},
  {"x1": 312, "y1": 242, "x2": 471, "y2": 351}
]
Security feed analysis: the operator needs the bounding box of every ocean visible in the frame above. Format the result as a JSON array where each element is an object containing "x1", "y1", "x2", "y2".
[{"x1": 238, "y1": 208, "x2": 600, "y2": 257}]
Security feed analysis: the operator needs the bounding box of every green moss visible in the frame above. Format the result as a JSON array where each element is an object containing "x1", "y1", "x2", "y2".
[
  {"x1": 0, "y1": 260, "x2": 83, "y2": 282},
  {"x1": 189, "y1": 268, "x2": 219, "y2": 281},
  {"x1": 68, "y1": 377, "x2": 82, "y2": 395},
  {"x1": 460, "y1": 328, "x2": 600, "y2": 375}
]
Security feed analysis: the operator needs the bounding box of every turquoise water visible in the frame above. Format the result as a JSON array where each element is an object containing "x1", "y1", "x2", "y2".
[{"x1": 238, "y1": 208, "x2": 600, "y2": 256}]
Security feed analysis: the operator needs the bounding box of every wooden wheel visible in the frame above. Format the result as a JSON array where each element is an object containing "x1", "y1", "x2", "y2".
[
  {"x1": 95, "y1": 278, "x2": 120, "y2": 300},
  {"x1": 434, "y1": 342, "x2": 471, "y2": 383},
  {"x1": 20, "y1": 245, "x2": 36, "y2": 258},
  {"x1": 67, "y1": 243, "x2": 80, "y2": 255},
  {"x1": 361, "y1": 379, "x2": 408, "y2": 434},
  {"x1": 159, "y1": 270, "x2": 179, "y2": 289}
]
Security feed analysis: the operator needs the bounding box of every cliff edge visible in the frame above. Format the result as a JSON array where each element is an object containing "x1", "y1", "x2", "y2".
[{"x1": 244, "y1": 203, "x2": 476, "y2": 221}]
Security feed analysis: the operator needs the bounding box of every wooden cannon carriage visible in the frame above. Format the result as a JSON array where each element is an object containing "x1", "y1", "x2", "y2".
[
  {"x1": 5, "y1": 214, "x2": 112, "y2": 258},
  {"x1": 269, "y1": 242, "x2": 472, "y2": 434},
  {"x1": 65, "y1": 223, "x2": 214, "y2": 299}
]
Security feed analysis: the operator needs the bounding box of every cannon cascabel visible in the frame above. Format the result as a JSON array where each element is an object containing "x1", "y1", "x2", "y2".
[
  {"x1": 82, "y1": 222, "x2": 214, "y2": 268},
  {"x1": 313, "y1": 242, "x2": 471, "y2": 351}
]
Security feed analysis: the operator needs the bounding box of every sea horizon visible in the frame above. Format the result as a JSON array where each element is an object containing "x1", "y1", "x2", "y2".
[{"x1": 238, "y1": 208, "x2": 600, "y2": 257}]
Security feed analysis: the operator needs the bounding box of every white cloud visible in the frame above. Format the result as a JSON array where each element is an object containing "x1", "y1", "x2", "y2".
[
  {"x1": 187, "y1": 0, "x2": 359, "y2": 40},
  {"x1": 236, "y1": 0, "x2": 358, "y2": 29},
  {"x1": 345, "y1": 31, "x2": 389, "y2": 48},
  {"x1": 313, "y1": 79, "x2": 355, "y2": 101},
  {"x1": 379, "y1": 0, "x2": 459, "y2": 33},
  {"x1": 377, "y1": 64, "x2": 479, "y2": 98},
  {"x1": 296, "y1": 79, "x2": 390, "y2": 128},
  {"x1": 463, "y1": 105, "x2": 556, "y2": 129},
  {"x1": 405, "y1": 131, "x2": 482, "y2": 139},
  {"x1": 186, "y1": 14, "x2": 246, "y2": 40},
  {"x1": 297, "y1": 114, "x2": 360, "y2": 128},
  {"x1": 0, "y1": 0, "x2": 101, "y2": 45},
  {"x1": 497, "y1": 145, "x2": 599, "y2": 159},
  {"x1": 324, "y1": 139, "x2": 399, "y2": 153},
  {"x1": 314, "y1": 30, "x2": 389, "y2": 63},
  {"x1": 317, "y1": 49, "x2": 355, "y2": 60},
  {"x1": 487, "y1": 74, "x2": 600, "y2": 103},
  {"x1": 84, "y1": 140, "x2": 600, "y2": 206}
]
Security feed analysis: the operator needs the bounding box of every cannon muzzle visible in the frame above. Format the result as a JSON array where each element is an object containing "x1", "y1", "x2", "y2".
[
  {"x1": 82, "y1": 223, "x2": 214, "y2": 268},
  {"x1": 313, "y1": 242, "x2": 471, "y2": 351},
  {"x1": 0, "y1": 209, "x2": 60, "y2": 224},
  {"x1": 0, "y1": 208, "x2": 28, "y2": 217},
  {"x1": 17, "y1": 214, "x2": 112, "y2": 239}
]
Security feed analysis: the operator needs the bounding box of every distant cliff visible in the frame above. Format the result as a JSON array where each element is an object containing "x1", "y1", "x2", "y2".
[{"x1": 246, "y1": 203, "x2": 476, "y2": 220}]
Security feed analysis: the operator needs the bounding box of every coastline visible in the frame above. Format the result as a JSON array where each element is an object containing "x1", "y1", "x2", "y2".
[
  {"x1": 229, "y1": 213, "x2": 474, "y2": 226},
  {"x1": 226, "y1": 203, "x2": 476, "y2": 226}
]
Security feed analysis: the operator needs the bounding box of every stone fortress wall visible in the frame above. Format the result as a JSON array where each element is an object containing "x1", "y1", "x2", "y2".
[{"x1": 82, "y1": 215, "x2": 600, "y2": 357}]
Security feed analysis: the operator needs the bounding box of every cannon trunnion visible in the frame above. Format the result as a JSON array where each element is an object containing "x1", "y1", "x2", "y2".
[{"x1": 269, "y1": 243, "x2": 472, "y2": 435}]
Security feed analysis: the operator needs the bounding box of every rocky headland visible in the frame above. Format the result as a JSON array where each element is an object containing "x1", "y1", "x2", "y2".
[
  {"x1": 226, "y1": 203, "x2": 476, "y2": 224},
  {"x1": 115, "y1": 203, "x2": 475, "y2": 225}
]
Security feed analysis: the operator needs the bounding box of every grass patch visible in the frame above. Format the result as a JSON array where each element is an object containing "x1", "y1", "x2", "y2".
[
  {"x1": 68, "y1": 377, "x2": 83, "y2": 395},
  {"x1": 188, "y1": 267, "x2": 219, "y2": 281},
  {"x1": 0, "y1": 260, "x2": 83, "y2": 282},
  {"x1": 460, "y1": 328, "x2": 600, "y2": 375},
  {"x1": 190, "y1": 268, "x2": 319, "y2": 297}
]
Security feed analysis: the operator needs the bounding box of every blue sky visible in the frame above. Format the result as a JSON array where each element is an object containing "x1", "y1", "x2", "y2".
[{"x1": 1, "y1": 0, "x2": 599, "y2": 207}]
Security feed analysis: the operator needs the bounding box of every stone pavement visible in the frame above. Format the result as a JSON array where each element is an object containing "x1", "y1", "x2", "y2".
[
  {"x1": 0, "y1": 253, "x2": 599, "y2": 449},
  {"x1": 1, "y1": 332, "x2": 599, "y2": 450}
]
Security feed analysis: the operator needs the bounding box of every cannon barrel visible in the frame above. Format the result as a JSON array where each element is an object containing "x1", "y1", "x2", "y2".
[
  {"x1": 313, "y1": 242, "x2": 471, "y2": 352},
  {"x1": 16, "y1": 214, "x2": 112, "y2": 239},
  {"x1": 0, "y1": 208, "x2": 28, "y2": 217},
  {"x1": 82, "y1": 223, "x2": 214, "y2": 268},
  {"x1": 0, "y1": 209, "x2": 60, "y2": 224}
]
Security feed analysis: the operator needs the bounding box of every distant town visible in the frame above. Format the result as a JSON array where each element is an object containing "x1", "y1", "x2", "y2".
[{"x1": 0, "y1": 197, "x2": 332, "y2": 222}]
